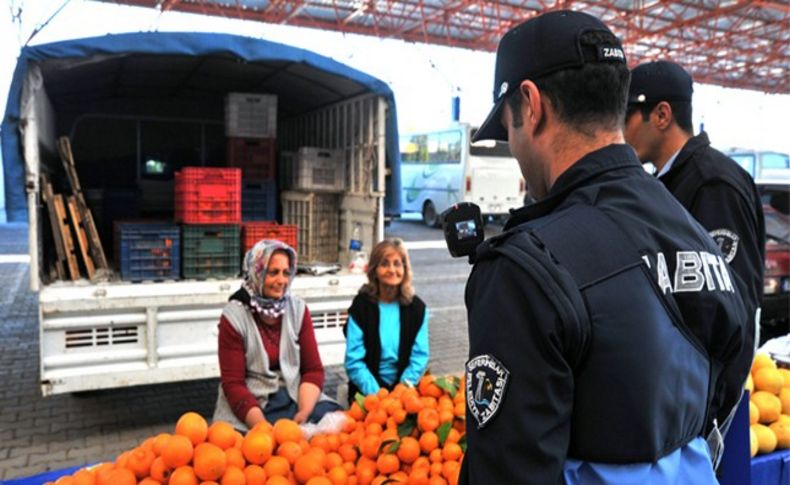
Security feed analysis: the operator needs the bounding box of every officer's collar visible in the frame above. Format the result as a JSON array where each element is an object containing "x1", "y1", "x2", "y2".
[
  {"x1": 505, "y1": 144, "x2": 640, "y2": 229},
  {"x1": 662, "y1": 131, "x2": 711, "y2": 178}
]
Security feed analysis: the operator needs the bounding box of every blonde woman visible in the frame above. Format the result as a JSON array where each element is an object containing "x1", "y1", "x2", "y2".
[{"x1": 344, "y1": 238, "x2": 430, "y2": 401}]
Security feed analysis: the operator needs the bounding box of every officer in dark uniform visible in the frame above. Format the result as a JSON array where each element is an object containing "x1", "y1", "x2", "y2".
[
  {"x1": 625, "y1": 60, "x2": 765, "y2": 337},
  {"x1": 460, "y1": 10, "x2": 752, "y2": 484}
]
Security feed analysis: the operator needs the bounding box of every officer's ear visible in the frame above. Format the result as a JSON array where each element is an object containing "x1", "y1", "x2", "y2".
[
  {"x1": 519, "y1": 80, "x2": 544, "y2": 135},
  {"x1": 652, "y1": 101, "x2": 674, "y2": 131}
]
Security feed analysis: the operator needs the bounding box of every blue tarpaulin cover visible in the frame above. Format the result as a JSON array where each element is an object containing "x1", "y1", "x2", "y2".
[{"x1": 1, "y1": 31, "x2": 402, "y2": 222}]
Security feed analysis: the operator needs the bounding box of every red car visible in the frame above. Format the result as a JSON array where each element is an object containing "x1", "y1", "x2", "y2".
[{"x1": 757, "y1": 180, "x2": 790, "y2": 344}]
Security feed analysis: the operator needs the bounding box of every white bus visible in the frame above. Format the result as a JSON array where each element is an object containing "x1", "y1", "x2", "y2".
[{"x1": 400, "y1": 122, "x2": 526, "y2": 226}]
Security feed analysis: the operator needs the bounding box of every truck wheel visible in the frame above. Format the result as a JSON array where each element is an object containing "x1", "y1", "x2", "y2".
[{"x1": 422, "y1": 201, "x2": 441, "y2": 228}]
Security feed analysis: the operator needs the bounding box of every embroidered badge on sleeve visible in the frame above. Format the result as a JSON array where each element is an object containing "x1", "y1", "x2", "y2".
[
  {"x1": 709, "y1": 228, "x2": 740, "y2": 263},
  {"x1": 465, "y1": 354, "x2": 510, "y2": 429}
]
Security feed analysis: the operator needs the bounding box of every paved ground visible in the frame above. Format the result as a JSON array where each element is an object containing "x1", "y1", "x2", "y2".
[{"x1": 0, "y1": 219, "x2": 500, "y2": 480}]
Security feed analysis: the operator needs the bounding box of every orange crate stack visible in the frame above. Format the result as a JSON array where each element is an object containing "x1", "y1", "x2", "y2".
[{"x1": 242, "y1": 222, "x2": 298, "y2": 253}]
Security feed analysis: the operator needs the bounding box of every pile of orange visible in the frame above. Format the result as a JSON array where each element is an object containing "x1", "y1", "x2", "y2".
[
  {"x1": 44, "y1": 374, "x2": 466, "y2": 484},
  {"x1": 746, "y1": 353, "x2": 790, "y2": 457}
]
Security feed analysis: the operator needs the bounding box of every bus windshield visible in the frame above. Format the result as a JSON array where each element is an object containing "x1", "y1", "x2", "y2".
[{"x1": 400, "y1": 129, "x2": 463, "y2": 164}]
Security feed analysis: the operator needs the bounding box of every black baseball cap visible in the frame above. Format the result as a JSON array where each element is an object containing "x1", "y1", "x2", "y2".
[
  {"x1": 628, "y1": 61, "x2": 693, "y2": 106},
  {"x1": 473, "y1": 10, "x2": 626, "y2": 142}
]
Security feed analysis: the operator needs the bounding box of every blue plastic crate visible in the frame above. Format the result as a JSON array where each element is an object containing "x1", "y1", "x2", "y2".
[
  {"x1": 242, "y1": 180, "x2": 277, "y2": 221},
  {"x1": 117, "y1": 223, "x2": 181, "y2": 282}
]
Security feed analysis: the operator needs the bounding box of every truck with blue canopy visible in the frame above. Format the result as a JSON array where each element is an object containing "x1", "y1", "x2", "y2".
[{"x1": 1, "y1": 31, "x2": 402, "y2": 395}]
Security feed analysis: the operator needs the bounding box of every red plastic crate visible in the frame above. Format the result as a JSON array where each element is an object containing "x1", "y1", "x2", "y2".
[
  {"x1": 227, "y1": 137, "x2": 277, "y2": 180},
  {"x1": 175, "y1": 167, "x2": 241, "y2": 224},
  {"x1": 242, "y1": 222, "x2": 298, "y2": 253}
]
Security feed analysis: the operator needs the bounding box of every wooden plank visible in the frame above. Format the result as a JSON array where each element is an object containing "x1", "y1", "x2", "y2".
[
  {"x1": 67, "y1": 196, "x2": 96, "y2": 279},
  {"x1": 57, "y1": 136, "x2": 109, "y2": 272},
  {"x1": 40, "y1": 176, "x2": 66, "y2": 280},
  {"x1": 52, "y1": 194, "x2": 80, "y2": 281}
]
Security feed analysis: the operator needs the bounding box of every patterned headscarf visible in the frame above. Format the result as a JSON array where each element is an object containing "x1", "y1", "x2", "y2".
[{"x1": 242, "y1": 239, "x2": 298, "y2": 319}]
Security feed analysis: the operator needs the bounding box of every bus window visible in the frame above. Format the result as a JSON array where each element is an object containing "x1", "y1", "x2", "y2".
[{"x1": 433, "y1": 130, "x2": 462, "y2": 163}]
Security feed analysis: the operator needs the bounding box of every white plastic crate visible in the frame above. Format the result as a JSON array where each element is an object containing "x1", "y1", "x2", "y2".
[
  {"x1": 281, "y1": 191, "x2": 340, "y2": 263},
  {"x1": 281, "y1": 147, "x2": 345, "y2": 193},
  {"x1": 224, "y1": 93, "x2": 277, "y2": 138}
]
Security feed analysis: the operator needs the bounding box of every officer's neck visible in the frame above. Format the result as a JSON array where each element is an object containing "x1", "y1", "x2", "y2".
[
  {"x1": 652, "y1": 126, "x2": 692, "y2": 173},
  {"x1": 546, "y1": 125, "x2": 625, "y2": 190}
]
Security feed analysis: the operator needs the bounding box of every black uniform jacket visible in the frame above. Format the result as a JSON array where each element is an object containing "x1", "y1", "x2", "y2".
[
  {"x1": 660, "y1": 132, "x2": 765, "y2": 334},
  {"x1": 459, "y1": 144, "x2": 751, "y2": 484}
]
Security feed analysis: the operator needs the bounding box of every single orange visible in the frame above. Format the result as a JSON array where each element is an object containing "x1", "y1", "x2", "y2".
[
  {"x1": 263, "y1": 455, "x2": 291, "y2": 478},
  {"x1": 224, "y1": 447, "x2": 246, "y2": 469},
  {"x1": 408, "y1": 466, "x2": 430, "y2": 485},
  {"x1": 105, "y1": 468, "x2": 137, "y2": 485},
  {"x1": 208, "y1": 421, "x2": 238, "y2": 450},
  {"x1": 242, "y1": 430, "x2": 275, "y2": 465},
  {"x1": 153, "y1": 433, "x2": 173, "y2": 456},
  {"x1": 150, "y1": 456, "x2": 173, "y2": 483},
  {"x1": 419, "y1": 432, "x2": 439, "y2": 453},
  {"x1": 294, "y1": 453, "x2": 326, "y2": 483},
  {"x1": 417, "y1": 409, "x2": 440, "y2": 432},
  {"x1": 162, "y1": 434, "x2": 195, "y2": 468},
  {"x1": 337, "y1": 443, "x2": 358, "y2": 464},
  {"x1": 360, "y1": 434, "x2": 382, "y2": 459},
  {"x1": 169, "y1": 466, "x2": 199, "y2": 485},
  {"x1": 363, "y1": 395, "x2": 380, "y2": 412},
  {"x1": 125, "y1": 447, "x2": 156, "y2": 479},
  {"x1": 347, "y1": 402, "x2": 365, "y2": 421},
  {"x1": 375, "y1": 453, "x2": 399, "y2": 475},
  {"x1": 176, "y1": 412, "x2": 209, "y2": 446},
  {"x1": 277, "y1": 440, "x2": 304, "y2": 465},
  {"x1": 326, "y1": 464, "x2": 348, "y2": 485},
  {"x1": 71, "y1": 469, "x2": 95, "y2": 485},
  {"x1": 194, "y1": 442, "x2": 228, "y2": 481},
  {"x1": 397, "y1": 437, "x2": 421, "y2": 464},
  {"x1": 244, "y1": 464, "x2": 267, "y2": 484},
  {"x1": 441, "y1": 443, "x2": 463, "y2": 462},
  {"x1": 274, "y1": 419, "x2": 304, "y2": 445},
  {"x1": 429, "y1": 449, "x2": 443, "y2": 464},
  {"x1": 219, "y1": 465, "x2": 246, "y2": 485}
]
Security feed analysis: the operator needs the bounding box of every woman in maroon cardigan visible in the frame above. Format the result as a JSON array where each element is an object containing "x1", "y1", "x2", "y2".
[{"x1": 212, "y1": 239, "x2": 340, "y2": 431}]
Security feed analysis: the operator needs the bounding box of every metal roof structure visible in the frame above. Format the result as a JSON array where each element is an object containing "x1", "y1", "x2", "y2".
[{"x1": 99, "y1": 0, "x2": 789, "y2": 94}]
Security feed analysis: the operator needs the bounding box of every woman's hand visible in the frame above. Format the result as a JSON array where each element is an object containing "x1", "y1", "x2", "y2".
[
  {"x1": 245, "y1": 406, "x2": 268, "y2": 429},
  {"x1": 295, "y1": 382, "x2": 321, "y2": 424},
  {"x1": 293, "y1": 409, "x2": 311, "y2": 424}
]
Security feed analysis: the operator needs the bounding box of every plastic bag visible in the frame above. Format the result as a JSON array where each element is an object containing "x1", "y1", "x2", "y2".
[{"x1": 299, "y1": 411, "x2": 350, "y2": 440}]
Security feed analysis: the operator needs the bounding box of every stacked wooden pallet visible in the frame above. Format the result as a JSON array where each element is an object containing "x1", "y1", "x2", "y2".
[{"x1": 40, "y1": 137, "x2": 110, "y2": 282}]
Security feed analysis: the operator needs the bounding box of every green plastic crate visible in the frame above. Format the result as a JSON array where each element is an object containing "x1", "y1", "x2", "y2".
[{"x1": 182, "y1": 224, "x2": 240, "y2": 279}]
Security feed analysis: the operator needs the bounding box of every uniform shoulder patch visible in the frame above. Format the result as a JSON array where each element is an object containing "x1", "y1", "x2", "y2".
[
  {"x1": 709, "y1": 228, "x2": 740, "y2": 263},
  {"x1": 465, "y1": 354, "x2": 510, "y2": 429}
]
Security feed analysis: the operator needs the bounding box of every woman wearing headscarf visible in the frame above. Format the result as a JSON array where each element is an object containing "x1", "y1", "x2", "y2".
[
  {"x1": 344, "y1": 238, "x2": 430, "y2": 401},
  {"x1": 213, "y1": 240, "x2": 340, "y2": 430}
]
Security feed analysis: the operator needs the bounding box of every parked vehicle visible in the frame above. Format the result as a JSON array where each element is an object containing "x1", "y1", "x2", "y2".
[
  {"x1": 399, "y1": 122, "x2": 526, "y2": 227},
  {"x1": 0, "y1": 32, "x2": 402, "y2": 395},
  {"x1": 756, "y1": 179, "x2": 790, "y2": 344},
  {"x1": 726, "y1": 149, "x2": 790, "y2": 180}
]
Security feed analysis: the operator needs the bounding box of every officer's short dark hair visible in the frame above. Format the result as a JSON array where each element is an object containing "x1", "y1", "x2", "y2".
[
  {"x1": 628, "y1": 100, "x2": 694, "y2": 134},
  {"x1": 535, "y1": 32, "x2": 629, "y2": 136},
  {"x1": 503, "y1": 31, "x2": 630, "y2": 137}
]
